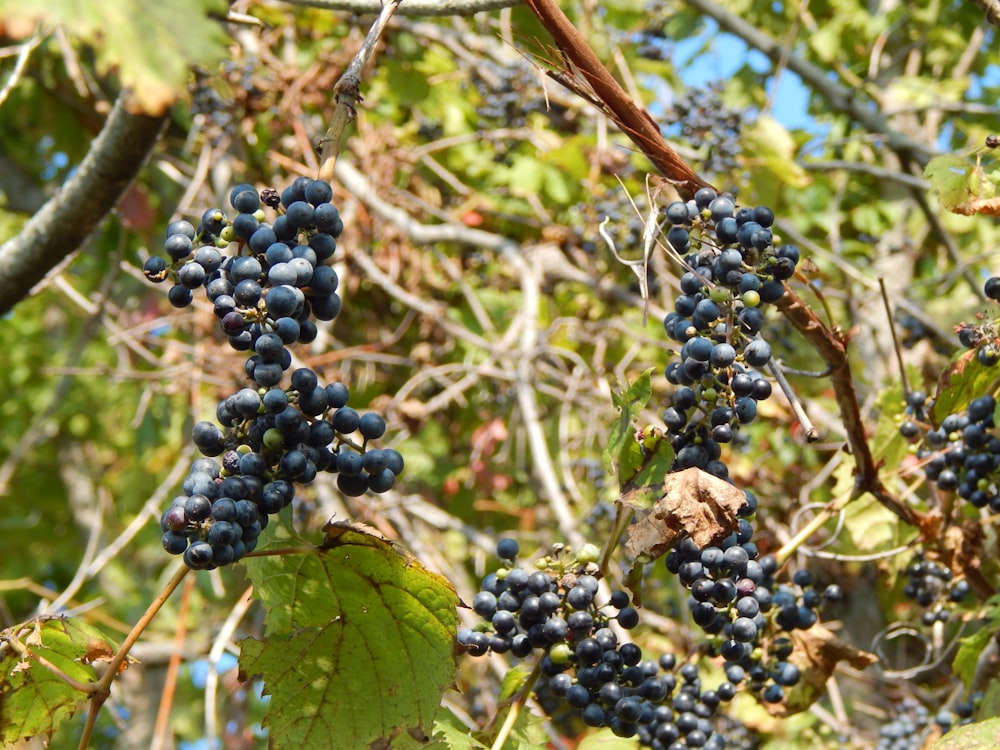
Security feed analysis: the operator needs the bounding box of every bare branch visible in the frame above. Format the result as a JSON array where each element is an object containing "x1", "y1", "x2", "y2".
[
  {"x1": 279, "y1": 0, "x2": 523, "y2": 16},
  {"x1": 966, "y1": 0, "x2": 1000, "y2": 25}
]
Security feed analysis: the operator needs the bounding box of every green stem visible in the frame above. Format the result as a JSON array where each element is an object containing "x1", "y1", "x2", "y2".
[
  {"x1": 489, "y1": 658, "x2": 542, "y2": 750},
  {"x1": 774, "y1": 490, "x2": 858, "y2": 565},
  {"x1": 598, "y1": 500, "x2": 634, "y2": 578}
]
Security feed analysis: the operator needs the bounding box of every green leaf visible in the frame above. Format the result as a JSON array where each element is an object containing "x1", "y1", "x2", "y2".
[
  {"x1": 924, "y1": 155, "x2": 973, "y2": 210},
  {"x1": 0, "y1": 617, "x2": 121, "y2": 745},
  {"x1": 427, "y1": 711, "x2": 490, "y2": 750},
  {"x1": 602, "y1": 368, "x2": 654, "y2": 476},
  {"x1": 929, "y1": 717, "x2": 1000, "y2": 750},
  {"x1": 953, "y1": 596, "x2": 1000, "y2": 688},
  {"x1": 628, "y1": 426, "x2": 675, "y2": 489},
  {"x1": 498, "y1": 662, "x2": 534, "y2": 703},
  {"x1": 239, "y1": 521, "x2": 460, "y2": 750},
  {"x1": 0, "y1": 0, "x2": 229, "y2": 114},
  {"x1": 953, "y1": 627, "x2": 995, "y2": 689},
  {"x1": 932, "y1": 349, "x2": 1000, "y2": 424}
]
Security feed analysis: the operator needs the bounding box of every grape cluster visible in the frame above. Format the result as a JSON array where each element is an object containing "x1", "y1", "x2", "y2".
[
  {"x1": 953, "y1": 273, "x2": 1000, "y2": 365},
  {"x1": 874, "y1": 696, "x2": 978, "y2": 750},
  {"x1": 902, "y1": 555, "x2": 970, "y2": 625},
  {"x1": 459, "y1": 540, "x2": 753, "y2": 748},
  {"x1": 661, "y1": 86, "x2": 743, "y2": 177},
  {"x1": 665, "y1": 529, "x2": 839, "y2": 706},
  {"x1": 470, "y1": 60, "x2": 552, "y2": 131},
  {"x1": 660, "y1": 188, "x2": 795, "y2": 479},
  {"x1": 148, "y1": 179, "x2": 403, "y2": 569},
  {"x1": 905, "y1": 394, "x2": 1000, "y2": 511}
]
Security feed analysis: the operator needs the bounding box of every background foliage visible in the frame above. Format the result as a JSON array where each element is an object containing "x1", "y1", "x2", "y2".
[{"x1": 1, "y1": 0, "x2": 1000, "y2": 747}]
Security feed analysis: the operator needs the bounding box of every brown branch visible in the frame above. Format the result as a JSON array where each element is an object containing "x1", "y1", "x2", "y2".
[
  {"x1": 523, "y1": 0, "x2": 714, "y2": 198},
  {"x1": 774, "y1": 287, "x2": 925, "y2": 528}
]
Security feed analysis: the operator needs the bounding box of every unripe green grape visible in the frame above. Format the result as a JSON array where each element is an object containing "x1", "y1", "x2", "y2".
[
  {"x1": 710, "y1": 287, "x2": 730, "y2": 303},
  {"x1": 550, "y1": 643, "x2": 573, "y2": 664},
  {"x1": 742, "y1": 290, "x2": 761, "y2": 308},
  {"x1": 577, "y1": 542, "x2": 601, "y2": 564},
  {"x1": 263, "y1": 428, "x2": 284, "y2": 449},
  {"x1": 220, "y1": 225, "x2": 236, "y2": 243}
]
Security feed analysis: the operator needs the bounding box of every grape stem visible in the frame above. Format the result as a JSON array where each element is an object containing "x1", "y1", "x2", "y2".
[
  {"x1": 487, "y1": 658, "x2": 542, "y2": 750},
  {"x1": 77, "y1": 563, "x2": 191, "y2": 750},
  {"x1": 773, "y1": 490, "x2": 857, "y2": 565},
  {"x1": 317, "y1": 0, "x2": 403, "y2": 182},
  {"x1": 599, "y1": 501, "x2": 634, "y2": 578}
]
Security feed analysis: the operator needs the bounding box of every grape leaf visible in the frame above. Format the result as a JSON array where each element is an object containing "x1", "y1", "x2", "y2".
[
  {"x1": 932, "y1": 349, "x2": 1000, "y2": 424},
  {"x1": 426, "y1": 712, "x2": 490, "y2": 750},
  {"x1": 924, "y1": 155, "x2": 973, "y2": 210},
  {"x1": 602, "y1": 368, "x2": 654, "y2": 477},
  {"x1": 238, "y1": 521, "x2": 460, "y2": 750},
  {"x1": 0, "y1": 617, "x2": 123, "y2": 745},
  {"x1": 953, "y1": 596, "x2": 1000, "y2": 688},
  {"x1": 627, "y1": 425, "x2": 675, "y2": 489},
  {"x1": 0, "y1": 0, "x2": 229, "y2": 114},
  {"x1": 929, "y1": 717, "x2": 1000, "y2": 750}
]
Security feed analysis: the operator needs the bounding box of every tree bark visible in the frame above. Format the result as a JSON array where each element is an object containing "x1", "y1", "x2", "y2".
[{"x1": 0, "y1": 93, "x2": 167, "y2": 317}]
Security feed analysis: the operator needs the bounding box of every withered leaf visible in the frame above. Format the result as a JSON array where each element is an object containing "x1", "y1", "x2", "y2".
[
  {"x1": 953, "y1": 197, "x2": 1000, "y2": 216},
  {"x1": 622, "y1": 467, "x2": 746, "y2": 561},
  {"x1": 764, "y1": 625, "x2": 877, "y2": 717}
]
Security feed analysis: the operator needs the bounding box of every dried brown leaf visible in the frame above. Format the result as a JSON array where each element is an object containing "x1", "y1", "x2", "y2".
[
  {"x1": 953, "y1": 197, "x2": 1000, "y2": 216},
  {"x1": 764, "y1": 625, "x2": 877, "y2": 717},
  {"x1": 622, "y1": 467, "x2": 745, "y2": 561}
]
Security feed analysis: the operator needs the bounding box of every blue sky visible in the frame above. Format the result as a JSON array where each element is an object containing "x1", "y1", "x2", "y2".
[{"x1": 670, "y1": 20, "x2": 815, "y2": 131}]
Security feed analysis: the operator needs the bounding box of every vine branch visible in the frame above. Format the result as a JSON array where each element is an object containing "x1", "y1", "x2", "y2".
[
  {"x1": 774, "y1": 287, "x2": 925, "y2": 528},
  {"x1": 523, "y1": 0, "x2": 714, "y2": 198}
]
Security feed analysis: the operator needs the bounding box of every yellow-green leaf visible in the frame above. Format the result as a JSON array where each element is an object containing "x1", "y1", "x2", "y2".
[
  {"x1": 0, "y1": 0, "x2": 229, "y2": 114},
  {"x1": 0, "y1": 617, "x2": 122, "y2": 745},
  {"x1": 239, "y1": 522, "x2": 460, "y2": 750}
]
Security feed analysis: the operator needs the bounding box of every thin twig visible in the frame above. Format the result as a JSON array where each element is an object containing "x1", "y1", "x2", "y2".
[
  {"x1": 766, "y1": 356, "x2": 819, "y2": 442},
  {"x1": 0, "y1": 28, "x2": 46, "y2": 108},
  {"x1": 150, "y1": 573, "x2": 196, "y2": 750},
  {"x1": 879, "y1": 277, "x2": 911, "y2": 398},
  {"x1": 317, "y1": 0, "x2": 403, "y2": 181},
  {"x1": 280, "y1": 0, "x2": 521, "y2": 14},
  {"x1": 77, "y1": 564, "x2": 192, "y2": 750}
]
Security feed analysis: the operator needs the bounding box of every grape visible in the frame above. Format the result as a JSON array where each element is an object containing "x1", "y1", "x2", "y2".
[{"x1": 359, "y1": 412, "x2": 387, "y2": 440}]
